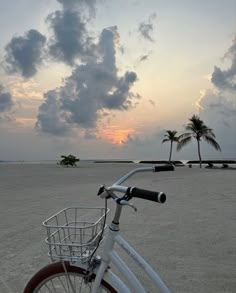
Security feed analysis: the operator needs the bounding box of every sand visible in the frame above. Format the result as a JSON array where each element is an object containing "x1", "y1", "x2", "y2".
[{"x1": 0, "y1": 162, "x2": 235, "y2": 292}]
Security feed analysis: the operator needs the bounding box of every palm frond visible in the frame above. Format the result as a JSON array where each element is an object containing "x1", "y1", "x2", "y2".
[
  {"x1": 203, "y1": 128, "x2": 216, "y2": 138},
  {"x1": 186, "y1": 124, "x2": 197, "y2": 133},
  {"x1": 178, "y1": 133, "x2": 192, "y2": 140},
  {"x1": 189, "y1": 115, "x2": 204, "y2": 128},
  {"x1": 162, "y1": 138, "x2": 169, "y2": 143},
  {"x1": 203, "y1": 136, "x2": 221, "y2": 151},
  {"x1": 177, "y1": 136, "x2": 192, "y2": 151},
  {"x1": 186, "y1": 115, "x2": 205, "y2": 133},
  {"x1": 178, "y1": 115, "x2": 220, "y2": 158},
  {"x1": 163, "y1": 130, "x2": 179, "y2": 143}
]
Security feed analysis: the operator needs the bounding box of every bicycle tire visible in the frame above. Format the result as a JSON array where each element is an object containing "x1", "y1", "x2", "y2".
[{"x1": 24, "y1": 261, "x2": 117, "y2": 293}]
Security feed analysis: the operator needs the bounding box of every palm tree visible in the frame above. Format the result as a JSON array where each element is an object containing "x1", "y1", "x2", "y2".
[
  {"x1": 177, "y1": 115, "x2": 221, "y2": 168},
  {"x1": 162, "y1": 130, "x2": 179, "y2": 163}
]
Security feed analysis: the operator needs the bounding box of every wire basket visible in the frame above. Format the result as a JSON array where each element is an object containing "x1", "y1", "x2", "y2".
[{"x1": 43, "y1": 207, "x2": 109, "y2": 263}]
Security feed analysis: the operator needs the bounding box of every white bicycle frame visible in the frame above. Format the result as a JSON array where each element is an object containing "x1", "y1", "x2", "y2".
[
  {"x1": 91, "y1": 225, "x2": 170, "y2": 293},
  {"x1": 90, "y1": 167, "x2": 171, "y2": 293}
]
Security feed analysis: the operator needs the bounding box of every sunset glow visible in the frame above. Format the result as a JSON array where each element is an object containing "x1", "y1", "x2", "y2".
[
  {"x1": 100, "y1": 127, "x2": 137, "y2": 145},
  {"x1": 16, "y1": 118, "x2": 36, "y2": 127},
  {"x1": 0, "y1": 0, "x2": 235, "y2": 161}
]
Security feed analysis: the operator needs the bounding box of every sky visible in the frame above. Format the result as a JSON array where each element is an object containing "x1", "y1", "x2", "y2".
[{"x1": 0, "y1": 0, "x2": 235, "y2": 161}]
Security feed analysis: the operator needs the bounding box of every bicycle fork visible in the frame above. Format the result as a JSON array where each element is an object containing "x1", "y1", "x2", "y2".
[
  {"x1": 62, "y1": 262, "x2": 77, "y2": 293},
  {"x1": 91, "y1": 224, "x2": 117, "y2": 293}
]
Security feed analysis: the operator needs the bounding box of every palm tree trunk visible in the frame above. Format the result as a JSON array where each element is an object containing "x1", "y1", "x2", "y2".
[
  {"x1": 169, "y1": 141, "x2": 173, "y2": 162},
  {"x1": 197, "y1": 139, "x2": 202, "y2": 168}
]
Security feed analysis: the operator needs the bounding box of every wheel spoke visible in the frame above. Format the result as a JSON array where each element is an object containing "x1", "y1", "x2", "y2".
[
  {"x1": 24, "y1": 263, "x2": 115, "y2": 292},
  {"x1": 58, "y1": 276, "x2": 70, "y2": 293},
  {"x1": 65, "y1": 274, "x2": 76, "y2": 293},
  {"x1": 44, "y1": 282, "x2": 54, "y2": 293},
  {"x1": 49, "y1": 279, "x2": 57, "y2": 293},
  {"x1": 37, "y1": 274, "x2": 110, "y2": 293},
  {"x1": 78, "y1": 276, "x2": 84, "y2": 292},
  {"x1": 73, "y1": 275, "x2": 76, "y2": 292}
]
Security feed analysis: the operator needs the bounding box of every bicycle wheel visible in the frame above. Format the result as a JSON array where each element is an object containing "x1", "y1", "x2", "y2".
[{"x1": 24, "y1": 261, "x2": 117, "y2": 293}]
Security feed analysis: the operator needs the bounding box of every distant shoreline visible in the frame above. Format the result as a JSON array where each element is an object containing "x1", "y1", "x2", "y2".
[{"x1": 0, "y1": 159, "x2": 235, "y2": 165}]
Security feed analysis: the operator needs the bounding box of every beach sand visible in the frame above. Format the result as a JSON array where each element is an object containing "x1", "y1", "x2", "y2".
[{"x1": 0, "y1": 162, "x2": 235, "y2": 292}]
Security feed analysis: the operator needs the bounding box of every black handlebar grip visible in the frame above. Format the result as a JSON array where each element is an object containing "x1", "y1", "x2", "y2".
[
  {"x1": 129, "y1": 187, "x2": 166, "y2": 203},
  {"x1": 154, "y1": 165, "x2": 175, "y2": 172}
]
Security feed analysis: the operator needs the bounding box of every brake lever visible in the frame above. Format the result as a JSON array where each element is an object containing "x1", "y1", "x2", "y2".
[
  {"x1": 98, "y1": 186, "x2": 137, "y2": 212},
  {"x1": 119, "y1": 200, "x2": 137, "y2": 212}
]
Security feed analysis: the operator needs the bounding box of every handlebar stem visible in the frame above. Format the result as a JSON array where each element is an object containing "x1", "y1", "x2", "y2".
[
  {"x1": 105, "y1": 166, "x2": 169, "y2": 226},
  {"x1": 112, "y1": 204, "x2": 123, "y2": 228}
]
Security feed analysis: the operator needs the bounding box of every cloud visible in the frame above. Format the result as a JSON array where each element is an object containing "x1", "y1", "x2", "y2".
[
  {"x1": 195, "y1": 89, "x2": 206, "y2": 111},
  {"x1": 46, "y1": 0, "x2": 99, "y2": 66},
  {"x1": 211, "y1": 37, "x2": 236, "y2": 91},
  {"x1": 125, "y1": 133, "x2": 143, "y2": 145},
  {"x1": 138, "y1": 13, "x2": 157, "y2": 42},
  {"x1": 200, "y1": 90, "x2": 236, "y2": 121},
  {"x1": 195, "y1": 36, "x2": 236, "y2": 158},
  {"x1": 83, "y1": 129, "x2": 97, "y2": 139},
  {"x1": 8, "y1": 78, "x2": 43, "y2": 101},
  {"x1": 57, "y1": 0, "x2": 97, "y2": 18},
  {"x1": 15, "y1": 117, "x2": 36, "y2": 128},
  {"x1": 139, "y1": 54, "x2": 150, "y2": 62},
  {"x1": 137, "y1": 51, "x2": 152, "y2": 64},
  {"x1": 134, "y1": 51, "x2": 152, "y2": 68},
  {"x1": 124, "y1": 129, "x2": 163, "y2": 146},
  {"x1": 117, "y1": 129, "x2": 180, "y2": 160},
  {"x1": 37, "y1": 26, "x2": 139, "y2": 135},
  {"x1": 0, "y1": 84, "x2": 13, "y2": 112},
  {"x1": 47, "y1": 9, "x2": 95, "y2": 65},
  {"x1": 207, "y1": 99, "x2": 236, "y2": 118},
  {"x1": 149, "y1": 99, "x2": 156, "y2": 107},
  {"x1": 4, "y1": 0, "x2": 98, "y2": 76},
  {"x1": 197, "y1": 37, "x2": 236, "y2": 130},
  {"x1": 4, "y1": 29, "x2": 46, "y2": 78},
  {"x1": 198, "y1": 90, "x2": 236, "y2": 157},
  {"x1": 99, "y1": 126, "x2": 137, "y2": 145},
  {"x1": 36, "y1": 90, "x2": 71, "y2": 136}
]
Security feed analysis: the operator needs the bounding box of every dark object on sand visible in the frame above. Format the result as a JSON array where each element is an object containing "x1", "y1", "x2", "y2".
[
  {"x1": 206, "y1": 162, "x2": 214, "y2": 168},
  {"x1": 59, "y1": 155, "x2": 80, "y2": 167},
  {"x1": 222, "y1": 164, "x2": 229, "y2": 169}
]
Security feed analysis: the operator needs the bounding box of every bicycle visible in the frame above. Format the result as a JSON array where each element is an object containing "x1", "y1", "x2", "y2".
[{"x1": 24, "y1": 164, "x2": 174, "y2": 293}]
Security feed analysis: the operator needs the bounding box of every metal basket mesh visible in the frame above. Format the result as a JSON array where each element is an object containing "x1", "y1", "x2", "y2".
[{"x1": 43, "y1": 207, "x2": 109, "y2": 263}]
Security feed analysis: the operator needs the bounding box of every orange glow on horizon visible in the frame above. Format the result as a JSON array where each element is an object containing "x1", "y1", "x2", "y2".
[
  {"x1": 100, "y1": 127, "x2": 137, "y2": 145},
  {"x1": 16, "y1": 117, "x2": 36, "y2": 127}
]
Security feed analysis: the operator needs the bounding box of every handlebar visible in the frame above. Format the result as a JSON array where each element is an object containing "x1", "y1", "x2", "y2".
[
  {"x1": 113, "y1": 164, "x2": 174, "y2": 186},
  {"x1": 154, "y1": 165, "x2": 174, "y2": 172},
  {"x1": 127, "y1": 187, "x2": 166, "y2": 203},
  {"x1": 98, "y1": 165, "x2": 174, "y2": 204}
]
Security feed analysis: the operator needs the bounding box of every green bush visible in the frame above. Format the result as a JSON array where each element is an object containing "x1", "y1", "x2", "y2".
[{"x1": 59, "y1": 155, "x2": 80, "y2": 167}]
